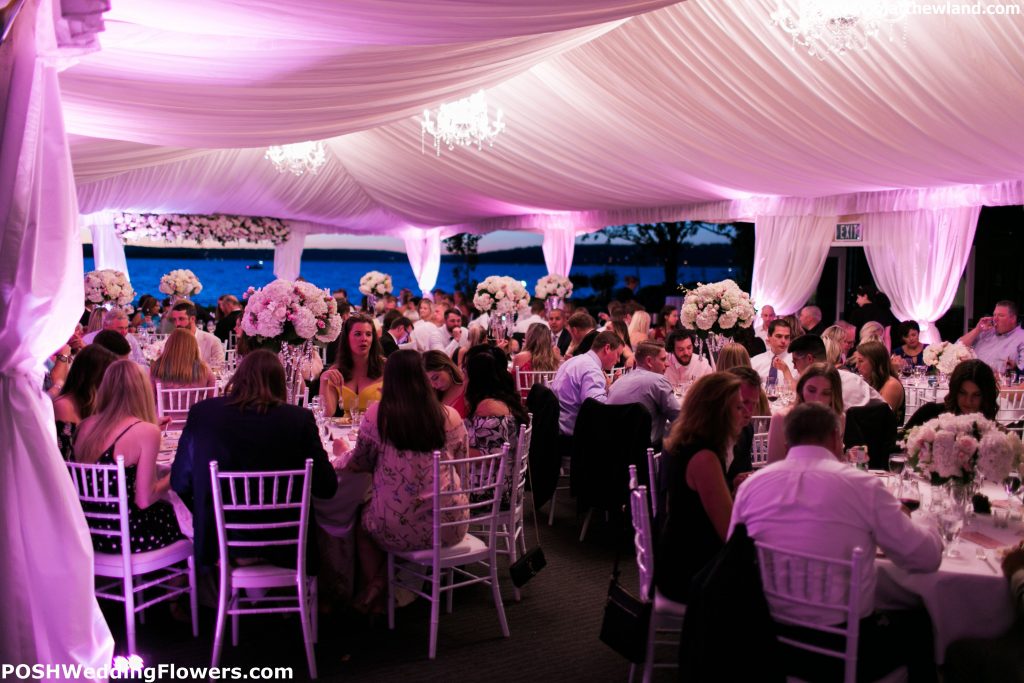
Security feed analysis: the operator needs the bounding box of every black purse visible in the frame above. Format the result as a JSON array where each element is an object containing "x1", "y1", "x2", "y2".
[
  {"x1": 509, "y1": 447, "x2": 547, "y2": 587},
  {"x1": 598, "y1": 515, "x2": 651, "y2": 664}
]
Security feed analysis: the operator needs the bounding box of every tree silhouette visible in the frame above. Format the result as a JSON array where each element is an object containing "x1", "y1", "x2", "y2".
[{"x1": 586, "y1": 222, "x2": 734, "y2": 286}]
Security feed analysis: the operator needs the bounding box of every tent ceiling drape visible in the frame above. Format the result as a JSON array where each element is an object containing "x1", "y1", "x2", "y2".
[{"x1": 64, "y1": 0, "x2": 1024, "y2": 239}]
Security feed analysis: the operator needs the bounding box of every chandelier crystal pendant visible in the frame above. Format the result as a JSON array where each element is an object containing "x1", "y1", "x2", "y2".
[
  {"x1": 770, "y1": 0, "x2": 908, "y2": 59},
  {"x1": 421, "y1": 90, "x2": 506, "y2": 156},
  {"x1": 265, "y1": 140, "x2": 327, "y2": 176}
]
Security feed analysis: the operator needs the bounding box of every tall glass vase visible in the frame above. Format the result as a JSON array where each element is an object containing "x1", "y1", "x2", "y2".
[
  {"x1": 544, "y1": 296, "x2": 563, "y2": 312},
  {"x1": 695, "y1": 332, "x2": 727, "y2": 370},
  {"x1": 278, "y1": 340, "x2": 313, "y2": 404},
  {"x1": 490, "y1": 312, "x2": 515, "y2": 342}
]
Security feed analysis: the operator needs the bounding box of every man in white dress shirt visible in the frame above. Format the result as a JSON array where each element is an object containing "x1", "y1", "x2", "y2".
[
  {"x1": 959, "y1": 300, "x2": 1024, "y2": 373},
  {"x1": 731, "y1": 403, "x2": 942, "y2": 682},
  {"x1": 750, "y1": 319, "x2": 795, "y2": 385},
  {"x1": 663, "y1": 329, "x2": 712, "y2": 386},
  {"x1": 788, "y1": 334, "x2": 881, "y2": 408},
  {"x1": 168, "y1": 301, "x2": 224, "y2": 368},
  {"x1": 755, "y1": 304, "x2": 776, "y2": 341},
  {"x1": 81, "y1": 307, "x2": 146, "y2": 365},
  {"x1": 409, "y1": 299, "x2": 446, "y2": 352},
  {"x1": 439, "y1": 308, "x2": 468, "y2": 357},
  {"x1": 608, "y1": 341, "x2": 680, "y2": 446},
  {"x1": 513, "y1": 299, "x2": 549, "y2": 335},
  {"x1": 550, "y1": 330, "x2": 623, "y2": 436}
]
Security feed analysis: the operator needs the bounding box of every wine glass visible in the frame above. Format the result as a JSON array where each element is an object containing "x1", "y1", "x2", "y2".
[
  {"x1": 889, "y1": 453, "x2": 908, "y2": 476},
  {"x1": 898, "y1": 479, "x2": 921, "y2": 513},
  {"x1": 1004, "y1": 471, "x2": 1022, "y2": 510},
  {"x1": 765, "y1": 380, "x2": 779, "y2": 406}
]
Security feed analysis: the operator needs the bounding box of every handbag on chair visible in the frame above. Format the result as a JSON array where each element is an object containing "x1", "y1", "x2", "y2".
[
  {"x1": 509, "y1": 449, "x2": 547, "y2": 587},
  {"x1": 598, "y1": 513, "x2": 651, "y2": 664}
]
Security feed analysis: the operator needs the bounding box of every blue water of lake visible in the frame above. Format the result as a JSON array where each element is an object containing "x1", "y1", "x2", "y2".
[{"x1": 84, "y1": 254, "x2": 733, "y2": 307}]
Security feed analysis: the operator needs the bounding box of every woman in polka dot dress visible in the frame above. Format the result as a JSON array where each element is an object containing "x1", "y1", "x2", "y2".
[{"x1": 73, "y1": 360, "x2": 183, "y2": 553}]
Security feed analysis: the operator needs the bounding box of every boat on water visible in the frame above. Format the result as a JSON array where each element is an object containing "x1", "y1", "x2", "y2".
[{"x1": 246, "y1": 260, "x2": 265, "y2": 270}]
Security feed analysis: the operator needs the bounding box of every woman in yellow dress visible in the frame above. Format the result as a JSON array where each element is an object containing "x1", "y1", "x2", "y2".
[{"x1": 318, "y1": 315, "x2": 386, "y2": 418}]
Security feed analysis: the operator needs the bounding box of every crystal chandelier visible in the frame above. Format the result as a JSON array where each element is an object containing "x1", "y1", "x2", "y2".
[
  {"x1": 421, "y1": 90, "x2": 506, "y2": 156},
  {"x1": 770, "y1": 1, "x2": 907, "y2": 59},
  {"x1": 265, "y1": 141, "x2": 327, "y2": 176}
]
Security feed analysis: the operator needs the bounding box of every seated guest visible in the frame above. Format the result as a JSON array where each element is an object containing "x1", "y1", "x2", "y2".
[
  {"x1": 380, "y1": 315, "x2": 413, "y2": 357},
  {"x1": 92, "y1": 329, "x2": 131, "y2": 359},
  {"x1": 655, "y1": 373, "x2": 749, "y2": 603},
  {"x1": 453, "y1": 325, "x2": 488, "y2": 368},
  {"x1": 731, "y1": 403, "x2": 943, "y2": 683},
  {"x1": 859, "y1": 320, "x2": 887, "y2": 348},
  {"x1": 130, "y1": 294, "x2": 160, "y2": 331},
  {"x1": 73, "y1": 360, "x2": 183, "y2": 553},
  {"x1": 550, "y1": 330, "x2": 622, "y2": 437},
  {"x1": 409, "y1": 299, "x2": 446, "y2": 352},
  {"x1": 318, "y1": 315, "x2": 385, "y2": 418},
  {"x1": 607, "y1": 341, "x2": 680, "y2": 448},
  {"x1": 789, "y1": 334, "x2": 881, "y2": 408},
  {"x1": 904, "y1": 359, "x2": 1000, "y2": 429},
  {"x1": 53, "y1": 345, "x2": 118, "y2": 460},
  {"x1": 798, "y1": 305, "x2": 827, "y2": 337},
  {"x1": 755, "y1": 304, "x2": 777, "y2": 342},
  {"x1": 750, "y1": 319, "x2": 796, "y2": 386},
  {"x1": 513, "y1": 322, "x2": 562, "y2": 374},
  {"x1": 424, "y1": 350, "x2": 468, "y2": 418},
  {"x1": 944, "y1": 544, "x2": 1024, "y2": 683},
  {"x1": 167, "y1": 301, "x2": 225, "y2": 369},
  {"x1": 715, "y1": 342, "x2": 752, "y2": 372},
  {"x1": 213, "y1": 294, "x2": 243, "y2": 343},
  {"x1": 959, "y1": 300, "x2": 1024, "y2": 374},
  {"x1": 853, "y1": 341, "x2": 905, "y2": 418},
  {"x1": 766, "y1": 362, "x2": 844, "y2": 464},
  {"x1": 513, "y1": 299, "x2": 548, "y2": 335},
  {"x1": 823, "y1": 336, "x2": 843, "y2": 368},
  {"x1": 149, "y1": 329, "x2": 216, "y2": 393},
  {"x1": 724, "y1": 366, "x2": 770, "y2": 489},
  {"x1": 83, "y1": 307, "x2": 147, "y2": 364},
  {"x1": 334, "y1": 350, "x2": 468, "y2": 612},
  {"x1": 564, "y1": 310, "x2": 598, "y2": 357},
  {"x1": 891, "y1": 320, "x2": 926, "y2": 369},
  {"x1": 664, "y1": 329, "x2": 712, "y2": 385},
  {"x1": 649, "y1": 305, "x2": 681, "y2": 342},
  {"x1": 440, "y1": 308, "x2": 468, "y2": 357},
  {"x1": 822, "y1": 321, "x2": 857, "y2": 367},
  {"x1": 547, "y1": 307, "x2": 572, "y2": 356},
  {"x1": 610, "y1": 319, "x2": 636, "y2": 368},
  {"x1": 171, "y1": 350, "x2": 337, "y2": 570},
  {"x1": 627, "y1": 311, "x2": 651, "y2": 348}
]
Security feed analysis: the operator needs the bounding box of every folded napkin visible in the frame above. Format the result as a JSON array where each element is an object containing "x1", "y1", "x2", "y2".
[{"x1": 961, "y1": 530, "x2": 1004, "y2": 549}]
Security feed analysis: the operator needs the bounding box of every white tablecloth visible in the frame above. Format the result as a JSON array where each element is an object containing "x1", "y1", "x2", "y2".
[{"x1": 876, "y1": 483, "x2": 1021, "y2": 662}]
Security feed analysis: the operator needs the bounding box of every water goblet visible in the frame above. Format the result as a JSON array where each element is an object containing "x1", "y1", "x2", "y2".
[
  {"x1": 1004, "y1": 471, "x2": 1022, "y2": 512},
  {"x1": 937, "y1": 504, "x2": 965, "y2": 558}
]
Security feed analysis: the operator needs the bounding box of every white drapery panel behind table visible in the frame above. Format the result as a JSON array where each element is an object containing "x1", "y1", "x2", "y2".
[
  {"x1": 750, "y1": 215, "x2": 835, "y2": 316},
  {"x1": 863, "y1": 208, "x2": 980, "y2": 345},
  {"x1": 403, "y1": 229, "x2": 442, "y2": 296},
  {"x1": 541, "y1": 226, "x2": 576, "y2": 277},
  {"x1": 273, "y1": 223, "x2": 307, "y2": 282},
  {"x1": 0, "y1": 0, "x2": 114, "y2": 668},
  {"x1": 82, "y1": 211, "x2": 129, "y2": 277}
]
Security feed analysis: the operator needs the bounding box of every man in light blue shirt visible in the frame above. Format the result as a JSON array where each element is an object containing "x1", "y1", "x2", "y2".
[
  {"x1": 549, "y1": 330, "x2": 623, "y2": 436},
  {"x1": 960, "y1": 300, "x2": 1024, "y2": 373},
  {"x1": 608, "y1": 341, "x2": 680, "y2": 446}
]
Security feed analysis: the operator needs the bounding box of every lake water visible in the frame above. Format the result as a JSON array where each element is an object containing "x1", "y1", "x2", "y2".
[{"x1": 84, "y1": 255, "x2": 733, "y2": 307}]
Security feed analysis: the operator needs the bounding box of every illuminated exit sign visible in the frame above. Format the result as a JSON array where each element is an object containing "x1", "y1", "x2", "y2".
[{"x1": 835, "y1": 223, "x2": 862, "y2": 242}]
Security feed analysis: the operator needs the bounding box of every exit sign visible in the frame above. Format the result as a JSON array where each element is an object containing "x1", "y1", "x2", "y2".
[{"x1": 835, "y1": 223, "x2": 862, "y2": 242}]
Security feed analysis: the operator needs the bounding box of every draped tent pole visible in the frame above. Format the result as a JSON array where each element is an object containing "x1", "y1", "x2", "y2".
[
  {"x1": 403, "y1": 227, "x2": 442, "y2": 297},
  {"x1": 273, "y1": 222, "x2": 308, "y2": 282},
  {"x1": 749, "y1": 214, "x2": 835, "y2": 317},
  {"x1": 540, "y1": 221, "x2": 577, "y2": 277},
  {"x1": 82, "y1": 210, "x2": 129, "y2": 279},
  {"x1": 0, "y1": 0, "x2": 114, "y2": 668}
]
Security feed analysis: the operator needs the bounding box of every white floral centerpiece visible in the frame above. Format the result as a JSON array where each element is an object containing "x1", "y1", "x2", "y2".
[
  {"x1": 159, "y1": 269, "x2": 203, "y2": 300},
  {"x1": 142, "y1": 337, "x2": 166, "y2": 364},
  {"x1": 473, "y1": 275, "x2": 531, "y2": 316},
  {"x1": 84, "y1": 269, "x2": 135, "y2": 308},
  {"x1": 241, "y1": 279, "x2": 342, "y2": 349},
  {"x1": 358, "y1": 271, "x2": 393, "y2": 298},
  {"x1": 680, "y1": 279, "x2": 756, "y2": 337},
  {"x1": 114, "y1": 213, "x2": 290, "y2": 246},
  {"x1": 922, "y1": 341, "x2": 975, "y2": 375},
  {"x1": 904, "y1": 413, "x2": 1023, "y2": 485},
  {"x1": 535, "y1": 274, "x2": 573, "y2": 300}
]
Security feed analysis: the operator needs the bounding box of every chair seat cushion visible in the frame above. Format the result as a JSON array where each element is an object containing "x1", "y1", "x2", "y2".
[
  {"x1": 94, "y1": 539, "x2": 193, "y2": 577},
  {"x1": 230, "y1": 562, "x2": 304, "y2": 588},
  {"x1": 393, "y1": 533, "x2": 488, "y2": 564}
]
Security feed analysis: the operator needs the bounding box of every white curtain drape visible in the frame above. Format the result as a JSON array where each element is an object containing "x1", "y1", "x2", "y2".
[
  {"x1": 82, "y1": 211, "x2": 129, "y2": 277},
  {"x1": 750, "y1": 215, "x2": 835, "y2": 316},
  {"x1": 541, "y1": 225, "x2": 576, "y2": 277},
  {"x1": 862, "y1": 207, "x2": 981, "y2": 345},
  {"x1": 403, "y1": 228, "x2": 442, "y2": 296},
  {"x1": 273, "y1": 223, "x2": 307, "y2": 281},
  {"x1": 0, "y1": 0, "x2": 113, "y2": 668}
]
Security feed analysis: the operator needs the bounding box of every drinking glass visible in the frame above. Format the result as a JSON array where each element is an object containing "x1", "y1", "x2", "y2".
[
  {"x1": 888, "y1": 453, "x2": 908, "y2": 476},
  {"x1": 898, "y1": 479, "x2": 921, "y2": 513},
  {"x1": 846, "y1": 445, "x2": 869, "y2": 470},
  {"x1": 765, "y1": 380, "x2": 779, "y2": 405},
  {"x1": 938, "y1": 505, "x2": 964, "y2": 558},
  {"x1": 1004, "y1": 471, "x2": 1022, "y2": 509}
]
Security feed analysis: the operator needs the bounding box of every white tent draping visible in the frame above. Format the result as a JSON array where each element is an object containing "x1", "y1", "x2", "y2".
[
  {"x1": 404, "y1": 229, "x2": 443, "y2": 296},
  {"x1": 273, "y1": 224, "x2": 307, "y2": 282},
  {"x1": 82, "y1": 211, "x2": 128, "y2": 276},
  {"x1": 541, "y1": 224, "x2": 577, "y2": 278},
  {"x1": 863, "y1": 208, "x2": 981, "y2": 345},
  {"x1": 0, "y1": 0, "x2": 113, "y2": 668},
  {"x1": 750, "y1": 215, "x2": 835, "y2": 317}
]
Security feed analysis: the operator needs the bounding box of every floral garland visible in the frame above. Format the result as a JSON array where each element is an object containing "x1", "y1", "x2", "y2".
[
  {"x1": 473, "y1": 275, "x2": 531, "y2": 316},
  {"x1": 242, "y1": 279, "x2": 342, "y2": 348},
  {"x1": 535, "y1": 274, "x2": 573, "y2": 300},
  {"x1": 922, "y1": 341, "x2": 975, "y2": 375},
  {"x1": 680, "y1": 279, "x2": 756, "y2": 337},
  {"x1": 904, "y1": 413, "x2": 1023, "y2": 484},
  {"x1": 159, "y1": 269, "x2": 203, "y2": 298},
  {"x1": 113, "y1": 212, "x2": 290, "y2": 246},
  {"x1": 359, "y1": 271, "x2": 393, "y2": 298},
  {"x1": 84, "y1": 269, "x2": 135, "y2": 307}
]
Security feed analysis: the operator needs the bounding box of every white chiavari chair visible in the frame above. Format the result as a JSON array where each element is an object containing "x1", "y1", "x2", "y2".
[
  {"x1": 155, "y1": 383, "x2": 219, "y2": 430},
  {"x1": 902, "y1": 385, "x2": 945, "y2": 426},
  {"x1": 514, "y1": 367, "x2": 557, "y2": 398},
  {"x1": 751, "y1": 432, "x2": 770, "y2": 469},
  {"x1": 996, "y1": 388, "x2": 1024, "y2": 425}
]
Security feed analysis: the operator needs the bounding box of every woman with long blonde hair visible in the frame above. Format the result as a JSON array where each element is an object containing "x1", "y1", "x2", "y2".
[
  {"x1": 73, "y1": 360, "x2": 183, "y2": 553},
  {"x1": 150, "y1": 329, "x2": 216, "y2": 390},
  {"x1": 513, "y1": 322, "x2": 561, "y2": 373},
  {"x1": 715, "y1": 342, "x2": 751, "y2": 371},
  {"x1": 627, "y1": 311, "x2": 651, "y2": 349}
]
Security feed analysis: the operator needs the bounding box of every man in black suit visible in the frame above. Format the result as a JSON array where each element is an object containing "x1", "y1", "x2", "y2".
[
  {"x1": 799, "y1": 305, "x2": 828, "y2": 337},
  {"x1": 381, "y1": 316, "x2": 413, "y2": 357},
  {"x1": 547, "y1": 307, "x2": 572, "y2": 356}
]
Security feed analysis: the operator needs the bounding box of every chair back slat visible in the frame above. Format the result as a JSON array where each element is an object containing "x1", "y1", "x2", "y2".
[
  {"x1": 155, "y1": 382, "x2": 218, "y2": 429},
  {"x1": 751, "y1": 432, "x2": 770, "y2": 469},
  {"x1": 509, "y1": 418, "x2": 533, "y2": 515},
  {"x1": 431, "y1": 449, "x2": 507, "y2": 539},
  {"x1": 628, "y1": 476, "x2": 655, "y2": 600},
  {"x1": 515, "y1": 368, "x2": 557, "y2": 398},
  {"x1": 67, "y1": 455, "x2": 133, "y2": 568},
  {"x1": 902, "y1": 385, "x2": 945, "y2": 425},
  {"x1": 996, "y1": 388, "x2": 1024, "y2": 425}
]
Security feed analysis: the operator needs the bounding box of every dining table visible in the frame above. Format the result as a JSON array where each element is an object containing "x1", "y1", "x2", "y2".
[{"x1": 875, "y1": 480, "x2": 1022, "y2": 663}]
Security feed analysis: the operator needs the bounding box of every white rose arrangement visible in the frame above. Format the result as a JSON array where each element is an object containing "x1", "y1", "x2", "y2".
[
  {"x1": 159, "y1": 269, "x2": 203, "y2": 298},
  {"x1": 922, "y1": 341, "x2": 975, "y2": 375},
  {"x1": 535, "y1": 274, "x2": 573, "y2": 300},
  {"x1": 142, "y1": 337, "x2": 167, "y2": 364},
  {"x1": 83, "y1": 269, "x2": 135, "y2": 307},
  {"x1": 114, "y1": 213, "x2": 290, "y2": 246},
  {"x1": 904, "y1": 413, "x2": 1023, "y2": 484},
  {"x1": 241, "y1": 279, "x2": 342, "y2": 348},
  {"x1": 473, "y1": 276, "x2": 531, "y2": 316},
  {"x1": 358, "y1": 271, "x2": 393, "y2": 298},
  {"x1": 679, "y1": 279, "x2": 756, "y2": 336}
]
